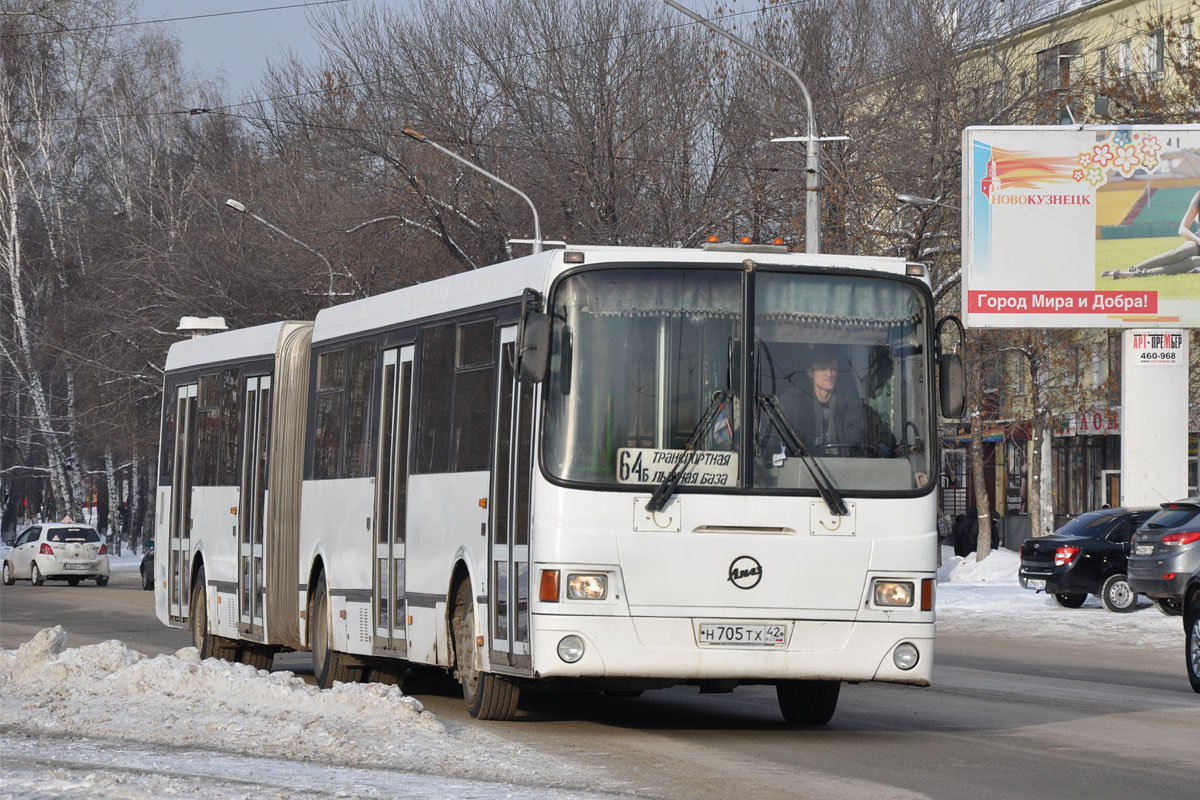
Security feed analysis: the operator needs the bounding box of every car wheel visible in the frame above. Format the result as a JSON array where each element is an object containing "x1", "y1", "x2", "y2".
[
  {"x1": 2, "y1": 561, "x2": 14, "y2": 586},
  {"x1": 95, "y1": 575, "x2": 108, "y2": 587},
  {"x1": 31, "y1": 563, "x2": 44, "y2": 586},
  {"x1": 1154, "y1": 597, "x2": 1183, "y2": 616},
  {"x1": 311, "y1": 572, "x2": 361, "y2": 688},
  {"x1": 1101, "y1": 573, "x2": 1136, "y2": 613},
  {"x1": 777, "y1": 680, "x2": 841, "y2": 725},
  {"x1": 453, "y1": 579, "x2": 519, "y2": 720},
  {"x1": 1186, "y1": 593, "x2": 1200, "y2": 694},
  {"x1": 1053, "y1": 593, "x2": 1087, "y2": 609},
  {"x1": 67, "y1": 578, "x2": 80, "y2": 586}
]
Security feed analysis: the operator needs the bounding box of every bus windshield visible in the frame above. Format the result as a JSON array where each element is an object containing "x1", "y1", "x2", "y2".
[{"x1": 543, "y1": 266, "x2": 931, "y2": 494}]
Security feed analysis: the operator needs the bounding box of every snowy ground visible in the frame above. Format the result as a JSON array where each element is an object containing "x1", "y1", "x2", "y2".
[{"x1": 0, "y1": 547, "x2": 1186, "y2": 798}]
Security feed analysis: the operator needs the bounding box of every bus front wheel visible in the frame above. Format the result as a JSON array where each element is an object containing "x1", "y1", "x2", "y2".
[
  {"x1": 452, "y1": 579, "x2": 519, "y2": 720},
  {"x1": 190, "y1": 568, "x2": 237, "y2": 661},
  {"x1": 776, "y1": 680, "x2": 840, "y2": 725}
]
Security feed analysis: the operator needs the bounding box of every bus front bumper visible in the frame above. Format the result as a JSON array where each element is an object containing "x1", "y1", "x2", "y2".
[{"x1": 530, "y1": 615, "x2": 933, "y2": 686}]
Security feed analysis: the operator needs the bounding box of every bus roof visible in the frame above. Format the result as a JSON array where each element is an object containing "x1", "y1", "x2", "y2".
[
  {"x1": 165, "y1": 320, "x2": 308, "y2": 373},
  {"x1": 311, "y1": 245, "x2": 915, "y2": 344}
]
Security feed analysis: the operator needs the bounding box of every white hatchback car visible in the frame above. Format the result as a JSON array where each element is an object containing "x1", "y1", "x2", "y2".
[{"x1": 2, "y1": 523, "x2": 110, "y2": 587}]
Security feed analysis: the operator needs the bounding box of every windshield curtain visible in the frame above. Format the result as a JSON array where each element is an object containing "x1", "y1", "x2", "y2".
[
  {"x1": 543, "y1": 266, "x2": 931, "y2": 494},
  {"x1": 543, "y1": 269, "x2": 743, "y2": 485}
]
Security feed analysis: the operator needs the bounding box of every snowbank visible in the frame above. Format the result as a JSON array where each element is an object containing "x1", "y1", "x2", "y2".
[
  {"x1": 934, "y1": 547, "x2": 1184, "y2": 653},
  {"x1": 0, "y1": 627, "x2": 611, "y2": 796}
]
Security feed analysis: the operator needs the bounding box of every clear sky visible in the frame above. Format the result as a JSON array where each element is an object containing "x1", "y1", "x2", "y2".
[{"x1": 150, "y1": 0, "x2": 409, "y2": 100}]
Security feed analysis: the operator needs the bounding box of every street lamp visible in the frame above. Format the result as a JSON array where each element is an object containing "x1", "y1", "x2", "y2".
[
  {"x1": 224, "y1": 198, "x2": 357, "y2": 298},
  {"x1": 402, "y1": 127, "x2": 543, "y2": 254},
  {"x1": 664, "y1": 0, "x2": 831, "y2": 254}
]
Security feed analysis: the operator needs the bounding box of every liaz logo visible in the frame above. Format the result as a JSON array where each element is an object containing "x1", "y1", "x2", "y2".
[{"x1": 727, "y1": 556, "x2": 762, "y2": 590}]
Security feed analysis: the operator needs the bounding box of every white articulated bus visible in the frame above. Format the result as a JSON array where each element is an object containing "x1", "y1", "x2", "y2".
[{"x1": 156, "y1": 242, "x2": 963, "y2": 723}]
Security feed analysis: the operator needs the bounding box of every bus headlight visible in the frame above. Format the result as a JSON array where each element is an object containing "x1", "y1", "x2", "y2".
[
  {"x1": 893, "y1": 642, "x2": 920, "y2": 670},
  {"x1": 557, "y1": 635, "x2": 585, "y2": 663},
  {"x1": 873, "y1": 580, "x2": 915, "y2": 607},
  {"x1": 566, "y1": 573, "x2": 608, "y2": 600}
]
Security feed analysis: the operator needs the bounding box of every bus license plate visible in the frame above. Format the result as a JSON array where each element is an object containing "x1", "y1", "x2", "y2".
[{"x1": 697, "y1": 623, "x2": 787, "y2": 647}]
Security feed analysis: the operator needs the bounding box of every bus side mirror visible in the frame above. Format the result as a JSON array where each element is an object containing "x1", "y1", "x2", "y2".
[
  {"x1": 938, "y1": 354, "x2": 965, "y2": 419},
  {"x1": 936, "y1": 315, "x2": 965, "y2": 420},
  {"x1": 517, "y1": 289, "x2": 550, "y2": 383}
]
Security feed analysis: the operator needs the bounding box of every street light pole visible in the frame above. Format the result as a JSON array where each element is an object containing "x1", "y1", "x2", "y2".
[
  {"x1": 224, "y1": 198, "x2": 357, "y2": 298},
  {"x1": 664, "y1": 0, "x2": 821, "y2": 253},
  {"x1": 402, "y1": 128, "x2": 542, "y2": 254}
]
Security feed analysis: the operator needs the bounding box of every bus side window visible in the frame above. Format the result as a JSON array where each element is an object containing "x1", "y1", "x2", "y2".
[
  {"x1": 313, "y1": 350, "x2": 345, "y2": 479},
  {"x1": 194, "y1": 373, "x2": 222, "y2": 486},
  {"x1": 218, "y1": 368, "x2": 241, "y2": 485},
  {"x1": 452, "y1": 320, "x2": 495, "y2": 472},
  {"x1": 343, "y1": 341, "x2": 377, "y2": 478},
  {"x1": 415, "y1": 324, "x2": 455, "y2": 473}
]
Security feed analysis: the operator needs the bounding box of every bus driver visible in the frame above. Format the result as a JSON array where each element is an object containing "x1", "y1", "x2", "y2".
[{"x1": 789, "y1": 345, "x2": 895, "y2": 456}]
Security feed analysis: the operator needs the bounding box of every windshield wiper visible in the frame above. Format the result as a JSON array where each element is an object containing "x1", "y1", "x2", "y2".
[
  {"x1": 757, "y1": 393, "x2": 848, "y2": 516},
  {"x1": 646, "y1": 390, "x2": 730, "y2": 513}
]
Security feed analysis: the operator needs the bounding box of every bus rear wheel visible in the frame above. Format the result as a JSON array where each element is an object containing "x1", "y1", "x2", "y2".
[
  {"x1": 452, "y1": 579, "x2": 519, "y2": 720},
  {"x1": 311, "y1": 573, "x2": 360, "y2": 688},
  {"x1": 776, "y1": 680, "x2": 840, "y2": 725}
]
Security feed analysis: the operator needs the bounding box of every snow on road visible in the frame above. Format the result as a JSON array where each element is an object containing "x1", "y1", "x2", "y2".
[{"x1": 0, "y1": 547, "x2": 1187, "y2": 798}]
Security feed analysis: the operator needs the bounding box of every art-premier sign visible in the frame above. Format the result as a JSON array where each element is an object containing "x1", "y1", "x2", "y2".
[{"x1": 963, "y1": 125, "x2": 1200, "y2": 328}]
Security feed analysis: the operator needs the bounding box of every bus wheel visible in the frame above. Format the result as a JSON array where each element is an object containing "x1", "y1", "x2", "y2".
[
  {"x1": 776, "y1": 680, "x2": 840, "y2": 725},
  {"x1": 190, "y1": 570, "x2": 213, "y2": 657},
  {"x1": 238, "y1": 643, "x2": 274, "y2": 672},
  {"x1": 311, "y1": 573, "x2": 360, "y2": 688},
  {"x1": 190, "y1": 568, "x2": 236, "y2": 661},
  {"x1": 452, "y1": 580, "x2": 519, "y2": 720}
]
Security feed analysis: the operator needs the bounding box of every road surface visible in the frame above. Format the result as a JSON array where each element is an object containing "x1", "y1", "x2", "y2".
[{"x1": 1, "y1": 568, "x2": 1195, "y2": 799}]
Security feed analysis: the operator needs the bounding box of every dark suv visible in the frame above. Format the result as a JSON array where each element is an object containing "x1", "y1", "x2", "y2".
[
  {"x1": 1019, "y1": 507, "x2": 1156, "y2": 612},
  {"x1": 1184, "y1": 573, "x2": 1200, "y2": 693},
  {"x1": 1128, "y1": 499, "x2": 1200, "y2": 616}
]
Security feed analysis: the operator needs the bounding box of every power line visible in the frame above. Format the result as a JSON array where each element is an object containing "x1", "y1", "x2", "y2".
[{"x1": 2, "y1": 0, "x2": 357, "y2": 38}]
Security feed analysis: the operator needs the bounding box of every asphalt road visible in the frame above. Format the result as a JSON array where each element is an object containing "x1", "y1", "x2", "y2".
[{"x1": 2, "y1": 569, "x2": 1196, "y2": 800}]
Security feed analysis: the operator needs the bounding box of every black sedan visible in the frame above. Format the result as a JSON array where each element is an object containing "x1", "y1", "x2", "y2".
[
  {"x1": 1019, "y1": 507, "x2": 1156, "y2": 612},
  {"x1": 140, "y1": 539, "x2": 155, "y2": 591}
]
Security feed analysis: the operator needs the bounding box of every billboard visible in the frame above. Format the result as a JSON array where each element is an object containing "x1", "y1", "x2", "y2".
[{"x1": 963, "y1": 125, "x2": 1200, "y2": 328}]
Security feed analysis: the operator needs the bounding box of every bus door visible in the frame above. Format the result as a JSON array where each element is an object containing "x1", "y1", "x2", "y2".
[
  {"x1": 168, "y1": 383, "x2": 197, "y2": 621},
  {"x1": 374, "y1": 346, "x2": 413, "y2": 653},
  {"x1": 489, "y1": 326, "x2": 534, "y2": 672},
  {"x1": 238, "y1": 375, "x2": 271, "y2": 633}
]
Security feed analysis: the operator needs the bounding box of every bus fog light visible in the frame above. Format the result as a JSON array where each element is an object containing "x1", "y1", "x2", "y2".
[
  {"x1": 566, "y1": 573, "x2": 608, "y2": 600},
  {"x1": 557, "y1": 635, "x2": 585, "y2": 663},
  {"x1": 893, "y1": 642, "x2": 919, "y2": 670},
  {"x1": 873, "y1": 580, "x2": 914, "y2": 607}
]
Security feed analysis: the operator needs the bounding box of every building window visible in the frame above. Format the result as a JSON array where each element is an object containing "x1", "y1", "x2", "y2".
[
  {"x1": 1118, "y1": 39, "x2": 1132, "y2": 76},
  {"x1": 1145, "y1": 29, "x2": 1165, "y2": 76},
  {"x1": 1182, "y1": 21, "x2": 1194, "y2": 64},
  {"x1": 1037, "y1": 40, "x2": 1082, "y2": 90}
]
